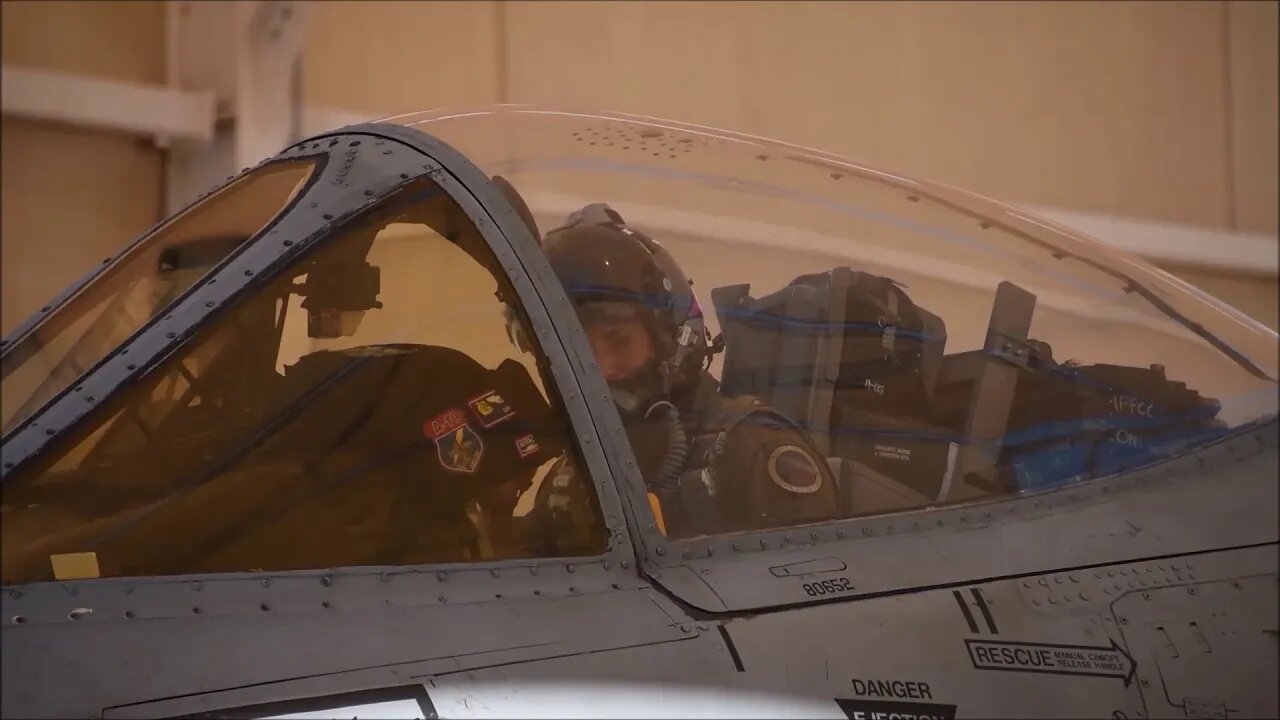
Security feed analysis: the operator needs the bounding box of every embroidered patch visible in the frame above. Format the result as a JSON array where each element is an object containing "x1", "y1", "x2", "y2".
[
  {"x1": 468, "y1": 390, "x2": 515, "y2": 428},
  {"x1": 767, "y1": 445, "x2": 823, "y2": 494},
  {"x1": 515, "y1": 433, "x2": 540, "y2": 458},
  {"x1": 425, "y1": 408, "x2": 483, "y2": 473}
]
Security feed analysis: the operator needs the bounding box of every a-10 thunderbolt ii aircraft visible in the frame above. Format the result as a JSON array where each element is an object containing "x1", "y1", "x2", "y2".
[{"x1": 1, "y1": 105, "x2": 1276, "y2": 720}]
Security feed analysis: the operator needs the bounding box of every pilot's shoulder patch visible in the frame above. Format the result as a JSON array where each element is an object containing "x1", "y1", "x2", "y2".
[
  {"x1": 468, "y1": 390, "x2": 515, "y2": 428},
  {"x1": 767, "y1": 444, "x2": 824, "y2": 494},
  {"x1": 425, "y1": 408, "x2": 483, "y2": 473}
]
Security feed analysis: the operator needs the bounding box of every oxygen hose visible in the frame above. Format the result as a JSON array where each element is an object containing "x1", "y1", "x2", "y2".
[{"x1": 644, "y1": 400, "x2": 689, "y2": 502}]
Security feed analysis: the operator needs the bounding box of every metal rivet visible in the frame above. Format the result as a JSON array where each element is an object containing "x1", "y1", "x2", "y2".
[
  {"x1": 621, "y1": 560, "x2": 631, "y2": 569},
  {"x1": 320, "y1": 575, "x2": 332, "y2": 586},
  {"x1": 205, "y1": 300, "x2": 215, "y2": 307},
  {"x1": 655, "y1": 547, "x2": 666, "y2": 556},
  {"x1": 569, "y1": 587, "x2": 578, "y2": 593},
  {"x1": 323, "y1": 214, "x2": 334, "y2": 220},
  {"x1": 491, "y1": 568, "x2": 501, "y2": 577},
  {"x1": 529, "y1": 566, "x2": 538, "y2": 575},
  {"x1": 260, "y1": 604, "x2": 270, "y2": 612},
  {"x1": 436, "y1": 572, "x2": 447, "y2": 581},
  {"x1": 85, "y1": 396, "x2": 96, "y2": 403},
  {"x1": 321, "y1": 601, "x2": 331, "y2": 609},
  {"x1": 261, "y1": 579, "x2": 271, "y2": 587},
  {"x1": 165, "y1": 332, "x2": 176, "y2": 339},
  {"x1": 44, "y1": 429, "x2": 53, "y2": 435},
  {"x1": 192, "y1": 606, "x2": 202, "y2": 614}
]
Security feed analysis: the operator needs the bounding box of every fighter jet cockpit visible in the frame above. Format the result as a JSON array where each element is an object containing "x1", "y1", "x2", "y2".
[
  {"x1": 1, "y1": 106, "x2": 1276, "y2": 588},
  {"x1": 3, "y1": 105, "x2": 1278, "y2": 720},
  {"x1": 380, "y1": 107, "x2": 1277, "y2": 542}
]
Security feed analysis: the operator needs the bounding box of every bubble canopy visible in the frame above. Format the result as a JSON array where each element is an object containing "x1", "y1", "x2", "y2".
[
  {"x1": 389, "y1": 106, "x2": 1277, "y2": 413},
  {"x1": 391, "y1": 106, "x2": 1277, "y2": 510},
  {"x1": 1, "y1": 105, "x2": 1276, "y2": 537}
]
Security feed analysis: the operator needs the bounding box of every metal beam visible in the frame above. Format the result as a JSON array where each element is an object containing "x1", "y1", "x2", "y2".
[
  {"x1": 0, "y1": 64, "x2": 216, "y2": 142},
  {"x1": 164, "y1": 0, "x2": 309, "y2": 214}
]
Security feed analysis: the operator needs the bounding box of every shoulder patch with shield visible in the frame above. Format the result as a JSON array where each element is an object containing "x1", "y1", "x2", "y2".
[
  {"x1": 767, "y1": 444, "x2": 824, "y2": 494},
  {"x1": 425, "y1": 408, "x2": 484, "y2": 473}
]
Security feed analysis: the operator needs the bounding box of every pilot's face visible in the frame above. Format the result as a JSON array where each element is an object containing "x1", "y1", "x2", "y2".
[{"x1": 583, "y1": 315, "x2": 655, "y2": 382}]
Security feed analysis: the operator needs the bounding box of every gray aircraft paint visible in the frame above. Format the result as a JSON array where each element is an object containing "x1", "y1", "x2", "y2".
[{"x1": 2, "y1": 117, "x2": 1275, "y2": 720}]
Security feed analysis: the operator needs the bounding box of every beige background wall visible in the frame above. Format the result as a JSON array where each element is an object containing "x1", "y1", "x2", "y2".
[
  {"x1": 1, "y1": 0, "x2": 165, "y2": 334},
  {"x1": 3, "y1": 0, "x2": 1276, "y2": 335}
]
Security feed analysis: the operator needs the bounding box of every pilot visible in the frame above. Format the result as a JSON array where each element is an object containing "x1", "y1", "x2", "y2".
[{"x1": 527, "y1": 203, "x2": 840, "y2": 539}]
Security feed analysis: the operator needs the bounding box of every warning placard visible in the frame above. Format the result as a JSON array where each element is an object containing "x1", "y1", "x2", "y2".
[
  {"x1": 965, "y1": 638, "x2": 1136, "y2": 685},
  {"x1": 836, "y1": 698, "x2": 958, "y2": 720}
]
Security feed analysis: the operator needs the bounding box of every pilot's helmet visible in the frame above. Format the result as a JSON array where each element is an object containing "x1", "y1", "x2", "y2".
[{"x1": 543, "y1": 204, "x2": 709, "y2": 413}]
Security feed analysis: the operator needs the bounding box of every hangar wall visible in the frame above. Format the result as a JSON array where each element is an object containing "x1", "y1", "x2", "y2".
[
  {"x1": 2, "y1": 0, "x2": 1276, "y2": 336},
  {"x1": 0, "y1": 0, "x2": 165, "y2": 335}
]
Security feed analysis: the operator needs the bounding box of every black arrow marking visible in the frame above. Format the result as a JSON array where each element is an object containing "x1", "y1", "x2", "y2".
[
  {"x1": 971, "y1": 587, "x2": 999, "y2": 634},
  {"x1": 953, "y1": 590, "x2": 979, "y2": 634}
]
